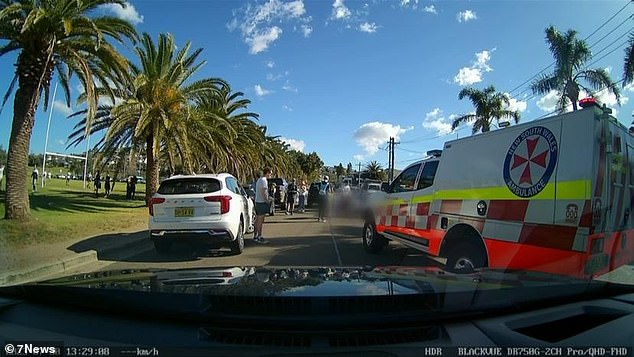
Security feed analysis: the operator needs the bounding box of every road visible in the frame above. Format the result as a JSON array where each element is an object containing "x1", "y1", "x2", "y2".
[{"x1": 62, "y1": 208, "x2": 442, "y2": 275}]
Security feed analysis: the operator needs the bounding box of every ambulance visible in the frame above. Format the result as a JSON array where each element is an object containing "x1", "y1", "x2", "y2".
[{"x1": 362, "y1": 98, "x2": 634, "y2": 278}]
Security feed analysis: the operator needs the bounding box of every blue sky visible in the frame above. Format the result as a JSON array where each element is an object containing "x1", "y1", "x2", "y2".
[{"x1": 0, "y1": 0, "x2": 632, "y2": 170}]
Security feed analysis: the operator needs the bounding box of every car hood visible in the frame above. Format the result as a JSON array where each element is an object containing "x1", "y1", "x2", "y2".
[
  {"x1": 1, "y1": 266, "x2": 629, "y2": 324},
  {"x1": 15, "y1": 265, "x2": 603, "y2": 296}
]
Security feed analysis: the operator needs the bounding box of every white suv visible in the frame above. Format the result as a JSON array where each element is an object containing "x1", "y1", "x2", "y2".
[{"x1": 148, "y1": 174, "x2": 254, "y2": 254}]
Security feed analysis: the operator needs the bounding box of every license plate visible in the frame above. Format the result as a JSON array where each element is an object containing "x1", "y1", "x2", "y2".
[{"x1": 174, "y1": 207, "x2": 194, "y2": 217}]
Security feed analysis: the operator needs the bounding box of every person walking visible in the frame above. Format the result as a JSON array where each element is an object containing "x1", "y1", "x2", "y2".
[
  {"x1": 104, "y1": 175, "x2": 111, "y2": 197},
  {"x1": 253, "y1": 167, "x2": 272, "y2": 244},
  {"x1": 285, "y1": 179, "x2": 298, "y2": 215},
  {"x1": 131, "y1": 175, "x2": 138, "y2": 199},
  {"x1": 94, "y1": 171, "x2": 101, "y2": 197},
  {"x1": 31, "y1": 168, "x2": 38, "y2": 192},
  {"x1": 298, "y1": 180, "x2": 307, "y2": 213},
  {"x1": 268, "y1": 182, "x2": 277, "y2": 216},
  {"x1": 125, "y1": 175, "x2": 132, "y2": 200},
  {"x1": 317, "y1": 175, "x2": 333, "y2": 222}
]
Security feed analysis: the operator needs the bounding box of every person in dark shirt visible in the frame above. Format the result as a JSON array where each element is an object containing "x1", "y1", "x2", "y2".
[{"x1": 285, "y1": 179, "x2": 298, "y2": 215}]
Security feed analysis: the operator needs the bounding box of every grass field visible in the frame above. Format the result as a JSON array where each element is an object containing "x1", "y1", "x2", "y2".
[{"x1": 0, "y1": 175, "x2": 148, "y2": 248}]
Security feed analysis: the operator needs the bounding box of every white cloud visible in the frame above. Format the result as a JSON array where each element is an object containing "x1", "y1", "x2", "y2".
[
  {"x1": 247, "y1": 26, "x2": 283, "y2": 54},
  {"x1": 301, "y1": 24, "x2": 313, "y2": 37},
  {"x1": 624, "y1": 82, "x2": 634, "y2": 92},
  {"x1": 101, "y1": 3, "x2": 144, "y2": 24},
  {"x1": 453, "y1": 49, "x2": 493, "y2": 86},
  {"x1": 457, "y1": 10, "x2": 477, "y2": 23},
  {"x1": 254, "y1": 84, "x2": 272, "y2": 97},
  {"x1": 454, "y1": 67, "x2": 482, "y2": 86},
  {"x1": 332, "y1": 0, "x2": 352, "y2": 20},
  {"x1": 359, "y1": 22, "x2": 378, "y2": 33},
  {"x1": 280, "y1": 137, "x2": 305, "y2": 152},
  {"x1": 57, "y1": 139, "x2": 66, "y2": 146},
  {"x1": 423, "y1": 5, "x2": 437, "y2": 14},
  {"x1": 282, "y1": 81, "x2": 298, "y2": 92},
  {"x1": 229, "y1": 0, "x2": 310, "y2": 54},
  {"x1": 266, "y1": 60, "x2": 275, "y2": 68},
  {"x1": 536, "y1": 90, "x2": 563, "y2": 113},
  {"x1": 595, "y1": 88, "x2": 627, "y2": 107},
  {"x1": 267, "y1": 70, "x2": 289, "y2": 81},
  {"x1": 504, "y1": 93, "x2": 528, "y2": 113},
  {"x1": 422, "y1": 108, "x2": 453, "y2": 136},
  {"x1": 53, "y1": 100, "x2": 73, "y2": 116},
  {"x1": 353, "y1": 154, "x2": 365, "y2": 161},
  {"x1": 282, "y1": 104, "x2": 293, "y2": 111},
  {"x1": 353, "y1": 122, "x2": 412, "y2": 156}
]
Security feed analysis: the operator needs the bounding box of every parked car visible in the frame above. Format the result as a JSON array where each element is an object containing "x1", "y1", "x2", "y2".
[
  {"x1": 241, "y1": 185, "x2": 256, "y2": 202},
  {"x1": 148, "y1": 173, "x2": 254, "y2": 255},
  {"x1": 307, "y1": 181, "x2": 321, "y2": 208}
]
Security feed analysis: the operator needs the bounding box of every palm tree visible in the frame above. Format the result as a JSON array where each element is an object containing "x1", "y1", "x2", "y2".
[
  {"x1": 531, "y1": 25, "x2": 621, "y2": 112},
  {"x1": 68, "y1": 33, "x2": 222, "y2": 202},
  {"x1": 365, "y1": 161, "x2": 384, "y2": 180},
  {"x1": 623, "y1": 33, "x2": 634, "y2": 87},
  {"x1": 451, "y1": 85, "x2": 520, "y2": 134},
  {"x1": 0, "y1": 0, "x2": 137, "y2": 219}
]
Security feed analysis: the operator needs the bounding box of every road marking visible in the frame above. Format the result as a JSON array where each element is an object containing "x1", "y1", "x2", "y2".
[{"x1": 329, "y1": 222, "x2": 343, "y2": 266}]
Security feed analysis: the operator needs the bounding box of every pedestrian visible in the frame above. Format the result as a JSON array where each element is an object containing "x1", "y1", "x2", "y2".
[
  {"x1": 42, "y1": 170, "x2": 46, "y2": 187},
  {"x1": 94, "y1": 171, "x2": 101, "y2": 197},
  {"x1": 298, "y1": 180, "x2": 307, "y2": 213},
  {"x1": 125, "y1": 175, "x2": 132, "y2": 200},
  {"x1": 317, "y1": 175, "x2": 333, "y2": 222},
  {"x1": 268, "y1": 183, "x2": 277, "y2": 216},
  {"x1": 253, "y1": 167, "x2": 273, "y2": 244},
  {"x1": 66, "y1": 172, "x2": 71, "y2": 186},
  {"x1": 31, "y1": 168, "x2": 38, "y2": 191},
  {"x1": 286, "y1": 179, "x2": 298, "y2": 215},
  {"x1": 131, "y1": 175, "x2": 138, "y2": 199},
  {"x1": 104, "y1": 175, "x2": 111, "y2": 197}
]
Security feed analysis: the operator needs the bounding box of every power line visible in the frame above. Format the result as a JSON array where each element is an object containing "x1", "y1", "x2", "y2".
[{"x1": 508, "y1": 1, "x2": 632, "y2": 97}]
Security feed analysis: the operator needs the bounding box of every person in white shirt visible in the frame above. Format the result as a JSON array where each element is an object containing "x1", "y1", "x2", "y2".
[{"x1": 253, "y1": 167, "x2": 273, "y2": 244}]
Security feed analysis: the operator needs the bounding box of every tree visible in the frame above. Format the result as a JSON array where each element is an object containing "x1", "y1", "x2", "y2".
[
  {"x1": 531, "y1": 25, "x2": 620, "y2": 112},
  {"x1": 623, "y1": 33, "x2": 634, "y2": 87},
  {"x1": 452, "y1": 85, "x2": 520, "y2": 134},
  {"x1": 335, "y1": 163, "x2": 345, "y2": 181},
  {"x1": 365, "y1": 161, "x2": 385, "y2": 180},
  {"x1": 68, "y1": 33, "x2": 220, "y2": 202},
  {"x1": 0, "y1": 0, "x2": 137, "y2": 219},
  {"x1": 346, "y1": 162, "x2": 353, "y2": 176}
]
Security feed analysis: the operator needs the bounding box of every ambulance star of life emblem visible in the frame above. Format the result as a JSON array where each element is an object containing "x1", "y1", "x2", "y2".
[{"x1": 503, "y1": 126, "x2": 558, "y2": 198}]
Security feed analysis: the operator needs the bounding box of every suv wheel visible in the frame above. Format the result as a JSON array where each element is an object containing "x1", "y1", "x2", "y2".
[
  {"x1": 446, "y1": 243, "x2": 485, "y2": 273},
  {"x1": 154, "y1": 240, "x2": 172, "y2": 254},
  {"x1": 363, "y1": 221, "x2": 387, "y2": 254},
  {"x1": 231, "y1": 221, "x2": 245, "y2": 255}
]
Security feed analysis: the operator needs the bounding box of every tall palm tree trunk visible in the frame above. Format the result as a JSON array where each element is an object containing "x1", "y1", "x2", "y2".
[
  {"x1": 4, "y1": 49, "x2": 52, "y2": 219},
  {"x1": 145, "y1": 132, "x2": 160, "y2": 205}
]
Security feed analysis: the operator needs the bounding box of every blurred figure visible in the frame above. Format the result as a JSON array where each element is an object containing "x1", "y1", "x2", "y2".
[
  {"x1": 94, "y1": 171, "x2": 101, "y2": 197},
  {"x1": 286, "y1": 179, "x2": 298, "y2": 215},
  {"x1": 318, "y1": 175, "x2": 333, "y2": 222},
  {"x1": 268, "y1": 183, "x2": 277, "y2": 216},
  {"x1": 104, "y1": 175, "x2": 111, "y2": 197},
  {"x1": 298, "y1": 180, "x2": 307, "y2": 213},
  {"x1": 31, "y1": 168, "x2": 38, "y2": 191}
]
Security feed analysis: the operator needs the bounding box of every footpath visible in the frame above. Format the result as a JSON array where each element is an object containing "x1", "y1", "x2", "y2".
[{"x1": 0, "y1": 224, "x2": 148, "y2": 286}]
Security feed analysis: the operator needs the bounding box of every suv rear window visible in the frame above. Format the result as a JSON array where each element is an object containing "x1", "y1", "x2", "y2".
[{"x1": 157, "y1": 178, "x2": 221, "y2": 195}]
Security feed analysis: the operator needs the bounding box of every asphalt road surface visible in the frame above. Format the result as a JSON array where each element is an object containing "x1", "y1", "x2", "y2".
[{"x1": 64, "y1": 208, "x2": 442, "y2": 274}]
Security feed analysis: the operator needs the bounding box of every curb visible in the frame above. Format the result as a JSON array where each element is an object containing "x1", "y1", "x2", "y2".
[
  {"x1": 0, "y1": 232, "x2": 150, "y2": 287},
  {"x1": 0, "y1": 250, "x2": 97, "y2": 286}
]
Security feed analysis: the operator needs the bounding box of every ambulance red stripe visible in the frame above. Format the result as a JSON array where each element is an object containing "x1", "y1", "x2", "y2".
[{"x1": 486, "y1": 200, "x2": 529, "y2": 221}]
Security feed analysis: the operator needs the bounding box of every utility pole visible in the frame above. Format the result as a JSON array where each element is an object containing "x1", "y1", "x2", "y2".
[
  {"x1": 358, "y1": 162, "x2": 362, "y2": 186},
  {"x1": 387, "y1": 137, "x2": 399, "y2": 182}
]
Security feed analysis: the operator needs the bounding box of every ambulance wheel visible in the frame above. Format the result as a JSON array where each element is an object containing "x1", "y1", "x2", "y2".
[
  {"x1": 363, "y1": 221, "x2": 387, "y2": 254},
  {"x1": 447, "y1": 243, "x2": 485, "y2": 273}
]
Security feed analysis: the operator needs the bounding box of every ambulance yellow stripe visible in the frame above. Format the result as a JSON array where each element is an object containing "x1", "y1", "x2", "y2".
[{"x1": 410, "y1": 179, "x2": 590, "y2": 203}]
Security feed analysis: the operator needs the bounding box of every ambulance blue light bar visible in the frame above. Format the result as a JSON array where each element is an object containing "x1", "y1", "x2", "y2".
[{"x1": 579, "y1": 97, "x2": 600, "y2": 109}]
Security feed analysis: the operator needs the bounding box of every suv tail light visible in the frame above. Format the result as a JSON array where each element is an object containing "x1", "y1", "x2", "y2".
[
  {"x1": 149, "y1": 197, "x2": 165, "y2": 216},
  {"x1": 204, "y1": 195, "x2": 232, "y2": 214}
]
